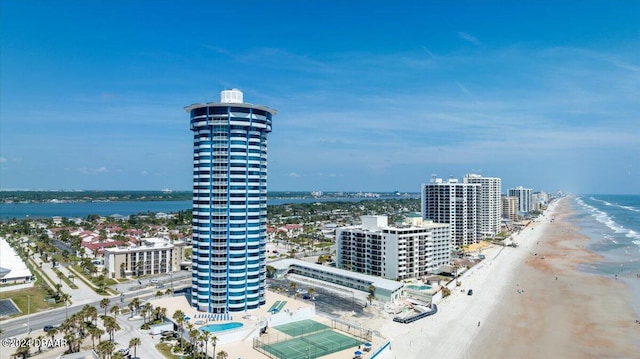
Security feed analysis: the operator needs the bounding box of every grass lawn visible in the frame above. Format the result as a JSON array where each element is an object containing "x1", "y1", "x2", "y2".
[
  {"x1": 0, "y1": 286, "x2": 62, "y2": 318},
  {"x1": 156, "y1": 343, "x2": 181, "y2": 359}
]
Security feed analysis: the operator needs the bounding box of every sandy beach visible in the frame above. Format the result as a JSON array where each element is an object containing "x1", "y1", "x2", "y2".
[
  {"x1": 368, "y1": 197, "x2": 640, "y2": 359},
  {"x1": 467, "y1": 197, "x2": 640, "y2": 358}
]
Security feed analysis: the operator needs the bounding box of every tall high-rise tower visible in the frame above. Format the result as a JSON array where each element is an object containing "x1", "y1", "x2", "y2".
[
  {"x1": 421, "y1": 176, "x2": 479, "y2": 247},
  {"x1": 508, "y1": 186, "x2": 533, "y2": 214},
  {"x1": 463, "y1": 174, "x2": 502, "y2": 238},
  {"x1": 185, "y1": 89, "x2": 276, "y2": 313}
]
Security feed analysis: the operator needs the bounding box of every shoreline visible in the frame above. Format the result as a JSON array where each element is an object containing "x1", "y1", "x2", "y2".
[
  {"x1": 465, "y1": 197, "x2": 640, "y2": 358},
  {"x1": 368, "y1": 197, "x2": 640, "y2": 359}
]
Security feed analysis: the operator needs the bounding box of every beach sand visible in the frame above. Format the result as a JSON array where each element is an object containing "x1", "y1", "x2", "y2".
[
  {"x1": 369, "y1": 197, "x2": 640, "y2": 359},
  {"x1": 467, "y1": 197, "x2": 640, "y2": 358}
]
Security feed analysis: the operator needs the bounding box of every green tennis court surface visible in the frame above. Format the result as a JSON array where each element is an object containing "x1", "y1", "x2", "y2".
[{"x1": 261, "y1": 329, "x2": 363, "y2": 359}]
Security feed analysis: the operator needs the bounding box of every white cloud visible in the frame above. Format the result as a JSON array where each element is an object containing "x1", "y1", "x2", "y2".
[
  {"x1": 458, "y1": 32, "x2": 480, "y2": 45},
  {"x1": 0, "y1": 157, "x2": 7, "y2": 163},
  {"x1": 78, "y1": 167, "x2": 108, "y2": 175},
  {"x1": 287, "y1": 172, "x2": 301, "y2": 177}
]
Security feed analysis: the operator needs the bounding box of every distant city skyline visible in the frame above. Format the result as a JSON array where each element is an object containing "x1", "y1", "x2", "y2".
[{"x1": 1, "y1": 1, "x2": 638, "y2": 194}]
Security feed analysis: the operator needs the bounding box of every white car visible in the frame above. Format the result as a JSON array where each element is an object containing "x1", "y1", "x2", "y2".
[{"x1": 150, "y1": 279, "x2": 159, "y2": 284}]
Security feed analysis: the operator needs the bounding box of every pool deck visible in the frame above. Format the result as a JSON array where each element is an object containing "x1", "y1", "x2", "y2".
[{"x1": 148, "y1": 291, "x2": 387, "y2": 359}]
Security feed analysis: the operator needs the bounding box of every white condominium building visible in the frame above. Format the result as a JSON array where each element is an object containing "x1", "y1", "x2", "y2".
[
  {"x1": 336, "y1": 215, "x2": 451, "y2": 281},
  {"x1": 464, "y1": 174, "x2": 502, "y2": 238},
  {"x1": 421, "y1": 177, "x2": 479, "y2": 247},
  {"x1": 508, "y1": 186, "x2": 533, "y2": 214}
]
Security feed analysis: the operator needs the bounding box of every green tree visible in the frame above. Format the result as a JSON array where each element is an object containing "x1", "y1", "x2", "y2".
[
  {"x1": 110, "y1": 304, "x2": 120, "y2": 322},
  {"x1": 88, "y1": 326, "x2": 105, "y2": 350},
  {"x1": 100, "y1": 298, "x2": 110, "y2": 317},
  {"x1": 129, "y1": 337, "x2": 141, "y2": 359},
  {"x1": 172, "y1": 309, "x2": 185, "y2": 352},
  {"x1": 103, "y1": 316, "x2": 120, "y2": 342},
  {"x1": 96, "y1": 340, "x2": 115, "y2": 359},
  {"x1": 200, "y1": 331, "x2": 211, "y2": 359}
]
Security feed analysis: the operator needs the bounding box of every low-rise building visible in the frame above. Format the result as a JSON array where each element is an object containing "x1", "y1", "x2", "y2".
[
  {"x1": 269, "y1": 258, "x2": 404, "y2": 302},
  {"x1": 104, "y1": 237, "x2": 186, "y2": 279}
]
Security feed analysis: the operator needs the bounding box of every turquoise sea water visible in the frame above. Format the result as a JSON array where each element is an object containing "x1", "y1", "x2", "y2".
[{"x1": 571, "y1": 195, "x2": 640, "y2": 316}]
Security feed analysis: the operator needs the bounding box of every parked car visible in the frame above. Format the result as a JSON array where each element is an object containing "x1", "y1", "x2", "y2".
[
  {"x1": 44, "y1": 325, "x2": 57, "y2": 332},
  {"x1": 150, "y1": 279, "x2": 159, "y2": 284},
  {"x1": 467, "y1": 289, "x2": 473, "y2": 296}
]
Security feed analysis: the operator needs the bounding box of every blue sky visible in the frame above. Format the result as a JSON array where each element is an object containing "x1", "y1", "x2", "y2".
[{"x1": 1, "y1": 1, "x2": 638, "y2": 194}]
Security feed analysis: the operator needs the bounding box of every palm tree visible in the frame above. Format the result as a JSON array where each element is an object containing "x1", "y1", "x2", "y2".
[
  {"x1": 88, "y1": 326, "x2": 105, "y2": 350},
  {"x1": 216, "y1": 350, "x2": 228, "y2": 359},
  {"x1": 189, "y1": 325, "x2": 199, "y2": 357},
  {"x1": 200, "y1": 331, "x2": 211, "y2": 359},
  {"x1": 100, "y1": 298, "x2": 110, "y2": 317},
  {"x1": 289, "y1": 281, "x2": 297, "y2": 293},
  {"x1": 102, "y1": 316, "x2": 120, "y2": 342},
  {"x1": 96, "y1": 340, "x2": 115, "y2": 359},
  {"x1": 129, "y1": 337, "x2": 141, "y2": 359},
  {"x1": 131, "y1": 297, "x2": 141, "y2": 315},
  {"x1": 141, "y1": 302, "x2": 152, "y2": 324},
  {"x1": 110, "y1": 304, "x2": 120, "y2": 322},
  {"x1": 173, "y1": 309, "x2": 185, "y2": 352},
  {"x1": 60, "y1": 292, "x2": 71, "y2": 319},
  {"x1": 211, "y1": 335, "x2": 218, "y2": 359},
  {"x1": 157, "y1": 306, "x2": 167, "y2": 322},
  {"x1": 307, "y1": 287, "x2": 316, "y2": 298}
]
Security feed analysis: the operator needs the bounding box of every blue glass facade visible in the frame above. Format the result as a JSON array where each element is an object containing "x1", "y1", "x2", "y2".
[{"x1": 186, "y1": 92, "x2": 275, "y2": 313}]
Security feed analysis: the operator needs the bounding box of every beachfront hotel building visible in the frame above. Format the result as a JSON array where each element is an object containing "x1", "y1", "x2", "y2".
[
  {"x1": 103, "y1": 238, "x2": 187, "y2": 279},
  {"x1": 421, "y1": 176, "x2": 479, "y2": 247},
  {"x1": 185, "y1": 89, "x2": 276, "y2": 313},
  {"x1": 463, "y1": 174, "x2": 502, "y2": 238},
  {"x1": 502, "y1": 196, "x2": 518, "y2": 221},
  {"x1": 508, "y1": 186, "x2": 533, "y2": 214},
  {"x1": 336, "y1": 215, "x2": 451, "y2": 280}
]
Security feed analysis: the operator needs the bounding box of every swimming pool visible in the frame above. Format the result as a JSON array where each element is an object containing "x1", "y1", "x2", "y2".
[
  {"x1": 406, "y1": 284, "x2": 432, "y2": 291},
  {"x1": 200, "y1": 322, "x2": 244, "y2": 333}
]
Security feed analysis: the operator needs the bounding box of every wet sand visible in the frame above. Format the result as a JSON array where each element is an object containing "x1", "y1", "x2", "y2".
[{"x1": 466, "y1": 198, "x2": 640, "y2": 358}]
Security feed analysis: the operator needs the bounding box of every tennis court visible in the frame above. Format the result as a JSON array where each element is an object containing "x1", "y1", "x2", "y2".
[
  {"x1": 274, "y1": 319, "x2": 329, "y2": 336},
  {"x1": 260, "y1": 328, "x2": 363, "y2": 359}
]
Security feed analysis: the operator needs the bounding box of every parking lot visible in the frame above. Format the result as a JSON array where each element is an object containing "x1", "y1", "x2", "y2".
[{"x1": 266, "y1": 278, "x2": 375, "y2": 319}]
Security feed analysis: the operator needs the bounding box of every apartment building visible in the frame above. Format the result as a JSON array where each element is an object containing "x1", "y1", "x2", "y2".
[
  {"x1": 186, "y1": 89, "x2": 275, "y2": 313},
  {"x1": 421, "y1": 177, "x2": 479, "y2": 247},
  {"x1": 336, "y1": 215, "x2": 451, "y2": 281},
  {"x1": 508, "y1": 186, "x2": 533, "y2": 214},
  {"x1": 502, "y1": 196, "x2": 519, "y2": 221},
  {"x1": 464, "y1": 174, "x2": 502, "y2": 238},
  {"x1": 104, "y1": 237, "x2": 187, "y2": 279}
]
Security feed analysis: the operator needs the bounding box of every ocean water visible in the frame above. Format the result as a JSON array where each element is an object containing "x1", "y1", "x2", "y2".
[
  {"x1": 571, "y1": 194, "x2": 640, "y2": 317},
  {"x1": 0, "y1": 196, "x2": 404, "y2": 220}
]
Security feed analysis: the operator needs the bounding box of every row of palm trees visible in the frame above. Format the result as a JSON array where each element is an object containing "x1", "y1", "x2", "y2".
[
  {"x1": 11, "y1": 302, "x2": 134, "y2": 359},
  {"x1": 171, "y1": 309, "x2": 230, "y2": 359}
]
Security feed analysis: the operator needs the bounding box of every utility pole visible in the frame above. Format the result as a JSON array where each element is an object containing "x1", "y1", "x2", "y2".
[{"x1": 27, "y1": 295, "x2": 31, "y2": 334}]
